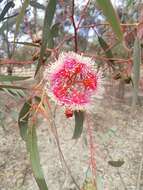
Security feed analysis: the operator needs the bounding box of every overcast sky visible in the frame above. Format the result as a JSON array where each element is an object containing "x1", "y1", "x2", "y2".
[{"x1": 13, "y1": 0, "x2": 119, "y2": 8}]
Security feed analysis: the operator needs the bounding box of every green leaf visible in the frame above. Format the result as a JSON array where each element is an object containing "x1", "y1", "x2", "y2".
[
  {"x1": 16, "y1": 89, "x2": 26, "y2": 97},
  {"x1": 18, "y1": 97, "x2": 41, "y2": 140},
  {"x1": 18, "y1": 99, "x2": 32, "y2": 140},
  {"x1": 73, "y1": 111, "x2": 84, "y2": 139},
  {"x1": 132, "y1": 37, "x2": 141, "y2": 107},
  {"x1": 11, "y1": 41, "x2": 40, "y2": 47},
  {"x1": 0, "y1": 85, "x2": 27, "y2": 90},
  {"x1": 27, "y1": 124, "x2": 49, "y2": 190},
  {"x1": 98, "y1": 36, "x2": 115, "y2": 67},
  {"x1": 34, "y1": 0, "x2": 57, "y2": 77},
  {"x1": 108, "y1": 160, "x2": 125, "y2": 167},
  {"x1": 0, "y1": 0, "x2": 5, "y2": 3},
  {"x1": 1, "y1": 12, "x2": 19, "y2": 22},
  {"x1": 98, "y1": 36, "x2": 113, "y2": 58},
  {"x1": 18, "y1": 97, "x2": 48, "y2": 189},
  {"x1": 0, "y1": 75, "x2": 31, "y2": 82},
  {"x1": 3, "y1": 88, "x2": 17, "y2": 97},
  {"x1": 0, "y1": 1, "x2": 15, "y2": 22},
  {"x1": 14, "y1": 0, "x2": 30, "y2": 42},
  {"x1": 126, "y1": 0, "x2": 134, "y2": 7},
  {"x1": 30, "y1": 0, "x2": 45, "y2": 10},
  {"x1": 96, "y1": 0, "x2": 123, "y2": 41},
  {"x1": 0, "y1": 16, "x2": 16, "y2": 34},
  {"x1": 2, "y1": 88, "x2": 25, "y2": 98},
  {"x1": 34, "y1": 96, "x2": 41, "y2": 103},
  {"x1": 50, "y1": 23, "x2": 60, "y2": 37}
]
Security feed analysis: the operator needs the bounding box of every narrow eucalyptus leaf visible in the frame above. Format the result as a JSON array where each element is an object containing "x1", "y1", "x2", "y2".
[
  {"x1": 35, "y1": 0, "x2": 57, "y2": 76},
  {"x1": 51, "y1": 23, "x2": 60, "y2": 37},
  {"x1": 96, "y1": 0, "x2": 123, "y2": 41},
  {"x1": 0, "y1": 85, "x2": 27, "y2": 90},
  {"x1": 0, "y1": 75, "x2": 31, "y2": 82},
  {"x1": 27, "y1": 124, "x2": 49, "y2": 190},
  {"x1": 132, "y1": 37, "x2": 141, "y2": 107},
  {"x1": 108, "y1": 160, "x2": 125, "y2": 167},
  {"x1": 18, "y1": 99, "x2": 32, "y2": 140},
  {"x1": 73, "y1": 111, "x2": 84, "y2": 139},
  {"x1": 14, "y1": 0, "x2": 30, "y2": 42},
  {"x1": 12, "y1": 41, "x2": 40, "y2": 47},
  {"x1": 0, "y1": 1, "x2": 15, "y2": 22},
  {"x1": 98, "y1": 36, "x2": 114, "y2": 58},
  {"x1": 30, "y1": 0, "x2": 45, "y2": 10},
  {"x1": 0, "y1": 16, "x2": 16, "y2": 33}
]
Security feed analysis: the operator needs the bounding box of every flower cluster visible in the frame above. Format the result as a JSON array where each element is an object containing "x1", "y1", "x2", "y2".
[{"x1": 44, "y1": 52, "x2": 104, "y2": 112}]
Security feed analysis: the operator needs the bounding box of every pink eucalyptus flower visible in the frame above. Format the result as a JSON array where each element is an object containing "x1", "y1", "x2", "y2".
[{"x1": 44, "y1": 52, "x2": 104, "y2": 111}]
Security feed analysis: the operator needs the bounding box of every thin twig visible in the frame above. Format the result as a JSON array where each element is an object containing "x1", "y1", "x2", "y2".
[
  {"x1": 79, "y1": 51, "x2": 132, "y2": 63},
  {"x1": 77, "y1": 0, "x2": 90, "y2": 29},
  {"x1": 78, "y1": 22, "x2": 138, "y2": 29},
  {"x1": 71, "y1": 0, "x2": 78, "y2": 52},
  {"x1": 44, "y1": 96, "x2": 81, "y2": 190},
  {"x1": 86, "y1": 115, "x2": 97, "y2": 188}
]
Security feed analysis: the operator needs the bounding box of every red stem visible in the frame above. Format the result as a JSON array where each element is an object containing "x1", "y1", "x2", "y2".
[
  {"x1": 71, "y1": 0, "x2": 78, "y2": 52},
  {"x1": 77, "y1": 0, "x2": 90, "y2": 29},
  {"x1": 86, "y1": 115, "x2": 97, "y2": 185}
]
